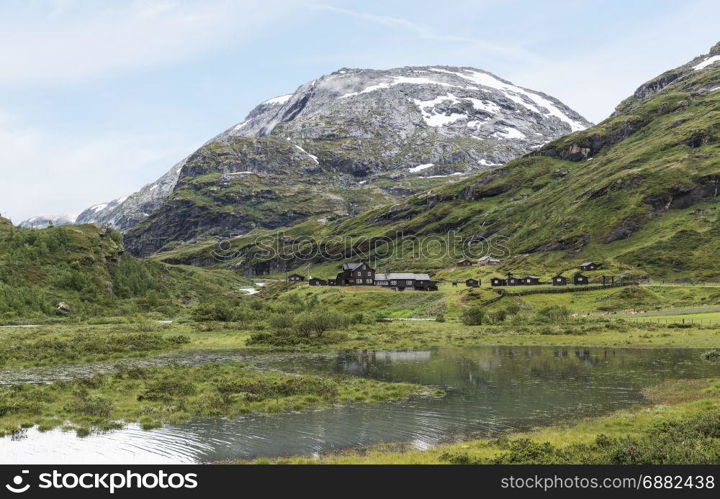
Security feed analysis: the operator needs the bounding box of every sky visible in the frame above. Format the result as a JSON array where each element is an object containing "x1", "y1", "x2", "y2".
[{"x1": 0, "y1": 0, "x2": 718, "y2": 223}]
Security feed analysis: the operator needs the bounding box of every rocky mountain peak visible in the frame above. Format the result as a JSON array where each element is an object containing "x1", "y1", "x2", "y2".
[
  {"x1": 72, "y1": 65, "x2": 591, "y2": 254},
  {"x1": 216, "y1": 65, "x2": 590, "y2": 143}
]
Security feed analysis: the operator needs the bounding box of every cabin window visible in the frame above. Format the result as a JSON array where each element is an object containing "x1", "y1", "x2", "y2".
[
  {"x1": 390, "y1": 280, "x2": 396, "y2": 285},
  {"x1": 406, "y1": 280, "x2": 413, "y2": 285}
]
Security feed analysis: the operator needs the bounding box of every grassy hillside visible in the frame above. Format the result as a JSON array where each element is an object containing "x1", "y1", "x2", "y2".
[
  {"x1": 0, "y1": 217, "x2": 245, "y2": 321},
  {"x1": 159, "y1": 42, "x2": 720, "y2": 281}
]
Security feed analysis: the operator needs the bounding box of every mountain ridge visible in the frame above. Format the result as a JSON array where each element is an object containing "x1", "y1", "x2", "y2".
[
  {"x1": 69, "y1": 66, "x2": 589, "y2": 254},
  {"x1": 157, "y1": 42, "x2": 720, "y2": 280}
]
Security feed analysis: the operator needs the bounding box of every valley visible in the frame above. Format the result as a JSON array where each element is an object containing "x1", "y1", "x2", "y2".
[{"x1": 1, "y1": 41, "x2": 720, "y2": 466}]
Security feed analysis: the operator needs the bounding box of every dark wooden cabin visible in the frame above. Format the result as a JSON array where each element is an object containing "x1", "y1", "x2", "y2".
[
  {"x1": 308, "y1": 277, "x2": 327, "y2": 286},
  {"x1": 508, "y1": 276, "x2": 524, "y2": 286},
  {"x1": 465, "y1": 278, "x2": 480, "y2": 288},
  {"x1": 524, "y1": 276, "x2": 541, "y2": 285},
  {"x1": 573, "y1": 273, "x2": 589, "y2": 285},
  {"x1": 374, "y1": 273, "x2": 437, "y2": 291},
  {"x1": 288, "y1": 274, "x2": 305, "y2": 282},
  {"x1": 552, "y1": 275, "x2": 568, "y2": 286},
  {"x1": 579, "y1": 261, "x2": 601, "y2": 271},
  {"x1": 457, "y1": 259, "x2": 473, "y2": 267},
  {"x1": 336, "y1": 262, "x2": 375, "y2": 285},
  {"x1": 491, "y1": 277, "x2": 507, "y2": 287}
]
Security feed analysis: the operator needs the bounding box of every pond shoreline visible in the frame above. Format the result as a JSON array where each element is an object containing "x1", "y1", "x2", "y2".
[
  {"x1": 1, "y1": 345, "x2": 716, "y2": 464},
  {"x1": 251, "y1": 377, "x2": 720, "y2": 464}
]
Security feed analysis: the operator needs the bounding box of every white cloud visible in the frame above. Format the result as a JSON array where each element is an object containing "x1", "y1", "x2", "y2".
[
  {"x1": 505, "y1": 0, "x2": 720, "y2": 122},
  {"x1": 0, "y1": 0, "x2": 303, "y2": 86},
  {"x1": 312, "y1": 4, "x2": 539, "y2": 62},
  {"x1": 0, "y1": 110, "x2": 186, "y2": 223}
]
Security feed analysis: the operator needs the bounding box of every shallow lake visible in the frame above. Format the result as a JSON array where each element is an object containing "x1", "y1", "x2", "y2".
[{"x1": 1, "y1": 346, "x2": 717, "y2": 463}]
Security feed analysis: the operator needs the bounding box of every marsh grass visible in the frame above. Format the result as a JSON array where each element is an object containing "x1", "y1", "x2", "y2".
[
  {"x1": 0, "y1": 362, "x2": 433, "y2": 436},
  {"x1": 0, "y1": 329, "x2": 189, "y2": 367}
]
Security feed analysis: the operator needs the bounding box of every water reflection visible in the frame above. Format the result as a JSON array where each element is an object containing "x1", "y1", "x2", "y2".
[{"x1": 0, "y1": 346, "x2": 717, "y2": 464}]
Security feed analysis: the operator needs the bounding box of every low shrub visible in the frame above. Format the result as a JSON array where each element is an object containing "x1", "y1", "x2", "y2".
[
  {"x1": 701, "y1": 349, "x2": 720, "y2": 362},
  {"x1": 461, "y1": 307, "x2": 486, "y2": 326},
  {"x1": 536, "y1": 305, "x2": 571, "y2": 323},
  {"x1": 191, "y1": 302, "x2": 238, "y2": 322}
]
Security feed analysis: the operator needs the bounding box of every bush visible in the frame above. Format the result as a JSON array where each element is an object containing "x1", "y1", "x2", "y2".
[
  {"x1": 191, "y1": 302, "x2": 237, "y2": 322},
  {"x1": 139, "y1": 379, "x2": 197, "y2": 401},
  {"x1": 489, "y1": 309, "x2": 507, "y2": 323},
  {"x1": 292, "y1": 310, "x2": 349, "y2": 337},
  {"x1": 250, "y1": 310, "x2": 351, "y2": 345},
  {"x1": 701, "y1": 349, "x2": 720, "y2": 362},
  {"x1": 461, "y1": 307, "x2": 486, "y2": 325},
  {"x1": 505, "y1": 302, "x2": 521, "y2": 315},
  {"x1": 64, "y1": 394, "x2": 114, "y2": 418},
  {"x1": 269, "y1": 313, "x2": 294, "y2": 331},
  {"x1": 435, "y1": 314, "x2": 446, "y2": 322},
  {"x1": 536, "y1": 305, "x2": 571, "y2": 323}
]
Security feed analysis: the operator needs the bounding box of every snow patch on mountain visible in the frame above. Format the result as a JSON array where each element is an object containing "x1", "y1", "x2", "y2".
[
  {"x1": 693, "y1": 55, "x2": 720, "y2": 71},
  {"x1": 339, "y1": 75, "x2": 477, "y2": 99},
  {"x1": 494, "y1": 126, "x2": 526, "y2": 140},
  {"x1": 287, "y1": 139, "x2": 319, "y2": 164},
  {"x1": 264, "y1": 94, "x2": 293, "y2": 105},
  {"x1": 90, "y1": 203, "x2": 108, "y2": 213},
  {"x1": 409, "y1": 163, "x2": 434, "y2": 173},
  {"x1": 430, "y1": 68, "x2": 586, "y2": 132}
]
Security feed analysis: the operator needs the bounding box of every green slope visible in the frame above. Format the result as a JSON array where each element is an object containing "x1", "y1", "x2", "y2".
[
  {"x1": 0, "y1": 217, "x2": 245, "y2": 321},
  {"x1": 158, "y1": 42, "x2": 720, "y2": 281}
]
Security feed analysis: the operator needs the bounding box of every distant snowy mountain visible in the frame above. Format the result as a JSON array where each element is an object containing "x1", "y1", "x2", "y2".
[
  {"x1": 72, "y1": 65, "x2": 591, "y2": 255},
  {"x1": 19, "y1": 215, "x2": 74, "y2": 229},
  {"x1": 75, "y1": 159, "x2": 185, "y2": 231}
]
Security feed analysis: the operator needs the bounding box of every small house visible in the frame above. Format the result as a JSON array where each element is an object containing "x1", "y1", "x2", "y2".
[
  {"x1": 308, "y1": 277, "x2": 327, "y2": 286},
  {"x1": 573, "y1": 273, "x2": 589, "y2": 285},
  {"x1": 374, "y1": 273, "x2": 437, "y2": 291},
  {"x1": 524, "y1": 276, "x2": 541, "y2": 285},
  {"x1": 336, "y1": 261, "x2": 375, "y2": 286},
  {"x1": 508, "y1": 276, "x2": 523, "y2": 286},
  {"x1": 478, "y1": 256, "x2": 501, "y2": 265},
  {"x1": 465, "y1": 278, "x2": 480, "y2": 288},
  {"x1": 457, "y1": 259, "x2": 473, "y2": 267},
  {"x1": 552, "y1": 275, "x2": 568, "y2": 286},
  {"x1": 579, "y1": 261, "x2": 601, "y2": 271},
  {"x1": 288, "y1": 273, "x2": 305, "y2": 282},
  {"x1": 491, "y1": 277, "x2": 507, "y2": 287}
]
